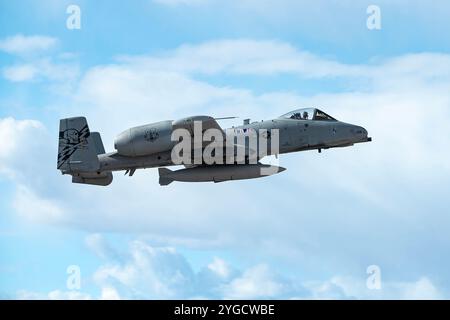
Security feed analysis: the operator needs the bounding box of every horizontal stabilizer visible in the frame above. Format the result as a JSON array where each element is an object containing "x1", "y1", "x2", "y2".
[
  {"x1": 72, "y1": 172, "x2": 113, "y2": 186},
  {"x1": 91, "y1": 132, "x2": 106, "y2": 155}
]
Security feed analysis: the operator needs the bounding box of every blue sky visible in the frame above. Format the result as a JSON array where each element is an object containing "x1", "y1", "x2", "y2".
[{"x1": 1, "y1": 0, "x2": 450, "y2": 299}]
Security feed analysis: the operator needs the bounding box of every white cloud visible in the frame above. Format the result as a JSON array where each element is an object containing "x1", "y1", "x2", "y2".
[
  {"x1": 0, "y1": 117, "x2": 65, "y2": 224},
  {"x1": 100, "y1": 286, "x2": 121, "y2": 300},
  {"x1": 306, "y1": 280, "x2": 349, "y2": 300},
  {"x1": 88, "y1": 237, "x2": 300, "y2": 299},
  {"x1": 11, "y1": 236, "x2": 446, "y2": 300},
  {"x1": 207, "y1": 257, "x2": 231, "y2": 279},
  {"x1": 0, "y1": 118, "x2": 43, "y2": 153},
  {"x1": 0, "y1": 34, "x2": 57, "y2": 55},
  {"x1": 92, "y1": 240, "x2": 196, "y2": 299},
  {"x1": 0, "y1": 34, "x2": 78, "y2": 84},
  {"x1": 220, "y1": 264, "x2": 289, "y2": 299},
  {"x1": 53, "y1": 237, "x2": 449, "y2": 299},
  {"x1": 399, "y1": 277, "x2": 442, "y2": 300},
  {"x1": 0, "y1": 117, "x2": 45, "y2": 177},
  {"x1": 2, "y1": 59, "x2": 79, "y2": 83},
  {"x1": 117, "y1": 40, "x2": 450, "y2": 88},
  {"x1": 0, "y1": 117, "x2": 55, "y2": 190},
  {"x1": 3, "y1": 64, "x2": 38, "y2": 82},
  {"x1": 15, "y1": 290, "x2": 47, "y2": 300},
  {"x1": 85, "y1": 233, "x2": 121, "y2": 261},
  {"x1": 12, "y1": 185, "x2": 64, "y2": 223},
  {"x1": 16, "y1": 290, "x2": 91, "y2": 300},
  {"x1": 119, "y1": 39, "x2": 361, "y2": 78},
  {"x1": 305, "y1": 275, "x2": 443, "y2": 300},
  {"x1": 47, "y1": 290, "x2": 91, "y2": 300}
]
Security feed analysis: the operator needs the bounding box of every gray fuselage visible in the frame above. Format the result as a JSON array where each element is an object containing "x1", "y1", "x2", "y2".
[{"x1": 97, "y1": 117, "x2": 370, "y2": 173}]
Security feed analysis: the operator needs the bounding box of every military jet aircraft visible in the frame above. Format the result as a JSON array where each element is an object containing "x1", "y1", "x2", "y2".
[{"x1": 57, "y1": 108, "x2": 371, "y2": 186}]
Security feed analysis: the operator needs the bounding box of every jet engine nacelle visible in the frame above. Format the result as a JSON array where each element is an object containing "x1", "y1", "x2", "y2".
[{"x1": 114, "y1": 120, "x2": 175, "y2": 157}]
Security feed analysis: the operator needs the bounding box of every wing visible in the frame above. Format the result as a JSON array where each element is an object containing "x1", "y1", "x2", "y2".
[{"x1": 172, "y1": 115, "x2": 257, "y2": 164}]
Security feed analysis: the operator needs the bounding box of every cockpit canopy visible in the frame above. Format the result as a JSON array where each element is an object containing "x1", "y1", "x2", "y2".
[{"x1": 279, "y1": 108, "x2": 337, "y2": 121}]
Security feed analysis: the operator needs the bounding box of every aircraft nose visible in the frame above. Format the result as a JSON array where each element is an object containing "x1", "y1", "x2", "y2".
[
  {"x1": 359, "y1": 126, "x2": 368, "y2": 137},
  {"x1": 350, "y1": 125, "x2": 371, "y2": 143},
  {"x1": 352, "y1": 126, "x2": 367, "y2": 137}
]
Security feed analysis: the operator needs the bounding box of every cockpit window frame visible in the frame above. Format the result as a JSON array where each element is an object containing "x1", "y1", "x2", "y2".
[
  {"x1": 314, "y1": 109, "x2": 337, "y2": 121},
  {"x1": 279, "y1": 108, "x2": 337, "y2": 122}
]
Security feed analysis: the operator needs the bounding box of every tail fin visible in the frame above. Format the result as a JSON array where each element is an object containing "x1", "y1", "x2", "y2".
[
  {"x1": 58, "y1": 117, "x2": 113, "y2": 186},
  {"x1": 57, "y1": 117, "x2": 99, "y2": 172},
  {"x1": 158, "y1": 168, "x2": 174, "y2": 186}
]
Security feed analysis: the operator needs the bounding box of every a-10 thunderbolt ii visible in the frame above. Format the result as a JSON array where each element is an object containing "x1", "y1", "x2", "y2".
[{"x1": 57, "y1": 108, "x2": 371, "y2": 186}]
